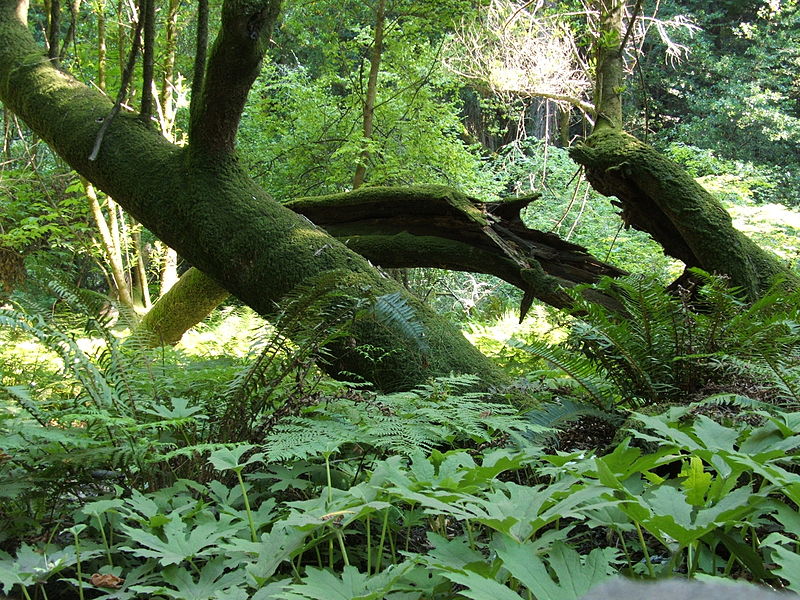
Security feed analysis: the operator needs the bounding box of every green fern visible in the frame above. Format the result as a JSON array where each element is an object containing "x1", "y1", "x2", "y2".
[
  {"x1": 695, "y1": 393, "x2": 773, "y2": 412},
  {"x1": 522, "y1": 398, "x2": 621, "y2": 444},
  {"x1": 260, "y1": 376, "x2": 533, "y2": 461},
  {"x1": 219, "y1": 271, "x2": 371, "y2": 442},
  {"x1": 509, "y1": 338, "x2": 618, "y2": 409},
  {"x1": 538, "y1": 271, "x2": 800, "y2": 408},
  {"x1": 369, "y1": 292, "x2": 429, "y2": 352}
]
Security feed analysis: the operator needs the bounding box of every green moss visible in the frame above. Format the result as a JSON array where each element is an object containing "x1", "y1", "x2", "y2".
[
  {"x1": 289, "y1": 185, "x2": 489, "y2": 227},
  {"x1": 520, "y1": 263, "x2": 559, "y2": 297},
  {"x1": 134, "y1": 268, "x2": 230, "y2": 346},
  {"x1": 571, "y1": 130, "x2": 798, "y2": 299}
]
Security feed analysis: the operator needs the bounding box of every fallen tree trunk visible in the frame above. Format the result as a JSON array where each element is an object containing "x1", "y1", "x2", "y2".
[
  {"x1": 134, "y1": 185, "x2": 627, "y2": 347},
  {"x1": 288, "y1": 186, "x2": 627, "y2": 314},
  {"x1": 570, "y1": 129, "x2": 798, "y2": 298}
]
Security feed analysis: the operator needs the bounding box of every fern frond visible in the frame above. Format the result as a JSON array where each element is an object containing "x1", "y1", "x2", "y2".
[
  {"x1": 264, "y1": 418, "x2": 354, "y2": 461},
  {"x1": 695, "y1": 393, "x2": 773, "y2": 411},
  {"x1": 0, "y1": 308, "x2": 120, "y2": 412},
  {"x1": 369, "y1": 292, "x2": 429, "y2": 352},
  {"x1": 508, "y1": 338, "x2": 617, "y2": 409}
]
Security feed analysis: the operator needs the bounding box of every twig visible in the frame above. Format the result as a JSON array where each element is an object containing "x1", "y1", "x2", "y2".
[{"x1": 89, "y1": 5, "x2": 144, "y2": 161}]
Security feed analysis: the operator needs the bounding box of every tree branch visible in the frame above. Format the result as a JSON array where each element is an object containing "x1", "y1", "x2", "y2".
[
  {"x1": 89, "y1": 1, "x2": 143, "y2": 160},
  {"x1": 188, "y1": 0, "x2": 208, "y2": 127},
  {"x1": 188, "y1": 0, "x2": 282, "y2": 156},
  {"x1": 570, "y1": 129, "x2": 798, "y2": 298},
  {"x1": 138, "y1": 0, "x2": 155, "y2": 123},
  {"x1": 287, "y1": 185, "x2": 627, "y2": 314}
]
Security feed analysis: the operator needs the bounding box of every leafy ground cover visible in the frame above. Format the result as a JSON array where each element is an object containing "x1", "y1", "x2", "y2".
[{"x1": 2, "y1": 274, "x2": 800, "y2": 599}]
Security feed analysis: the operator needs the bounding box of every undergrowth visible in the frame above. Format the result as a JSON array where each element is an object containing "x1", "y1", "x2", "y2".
[{"x1": 2, "y1": 273, "x2": 800, "y2": 598}]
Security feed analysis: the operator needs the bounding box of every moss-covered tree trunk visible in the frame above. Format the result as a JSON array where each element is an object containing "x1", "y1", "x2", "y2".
[
  {"x1": 570, "y1": 130, "x2": 798, "y2": 298},
  {"x1": 570, "y1": 1, "x2": 797, "y2": 299},
  {"x1": 133, "y1": 185, "x2": 627, "y2": 347},
  {"x1": 0, "y1": 0, "x2": 500, "y2": 390},
  {"x1": 593, "y1": 0, "x2": 624, "y2": 130}
]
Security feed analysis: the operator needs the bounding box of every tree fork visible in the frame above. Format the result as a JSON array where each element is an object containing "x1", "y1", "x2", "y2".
[{"x1": 0, "y1": 0, "x2": 500, "y2": 390}]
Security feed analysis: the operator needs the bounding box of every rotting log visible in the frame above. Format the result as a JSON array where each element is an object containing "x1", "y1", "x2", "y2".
[
  {"x1": 133, "y1": 185, "x2": 628, "y2": 348},
  {"x1": 287, "y1": 185, "x2": 628, "y2": 316}
]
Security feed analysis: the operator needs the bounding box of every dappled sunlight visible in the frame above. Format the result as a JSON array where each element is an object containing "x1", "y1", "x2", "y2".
[
  {"x1": 727, "y1": 202, "x2": 800, "y2": 261},
  {"x1": 464, "y1": 306, "x2": 567, "y2": 356},
  {"x1": 178, "y1": 306, "x2": 266, "y2": 357}
]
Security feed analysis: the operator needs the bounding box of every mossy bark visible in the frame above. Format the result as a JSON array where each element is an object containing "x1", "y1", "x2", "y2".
[
  {"x1": 593, "y1": 0, "x2": 624, "y2": 129},
  {"x1": 288, "y1": 186, "x2": 627, "y2": 313},
  {"x1": 133, "y1": 267, "x2": 230, "y2": 346},
  {"x1": 570, "y1": 129, "x2": 798, "y2": 298},
  {"x1": 136, "y1": 184, "x2": 625, "y2": 348},
  {"x1": 0, "y1": 0, "x2": 499, "y2": 390}
]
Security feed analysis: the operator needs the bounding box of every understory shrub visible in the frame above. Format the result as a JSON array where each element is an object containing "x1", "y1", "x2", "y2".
[
  {"x1": 515, "y1": 271, "x2": 800, "y2": 410},
  {"x1": 2, "y1": 403, "x2": 799, "y2": 598}
]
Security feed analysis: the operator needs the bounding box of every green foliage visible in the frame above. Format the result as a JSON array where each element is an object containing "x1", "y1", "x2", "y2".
[
  {"x1": 4, "y1": 281, "x2": 800, "y2": 599},
  {"x1": 513, "y1": 271, "x2": 800, "y2": 408},
  {"x1": 0, "y1": 283, "x2": 528, "y2": 550},
  {"x1": 263, "y1": 375, "x2": 531, "y2": 461},
  {"x1": 4, "y1": 1, "x2": 800, "y2": 598},
  {"x1": 637, "y1": 0, "x2": 800, "y2": 205},
  {"x1": 2, "y1": 402, "x2": 800, "y2": 598},
  {"x1": 240, "y1": 44, "x2": 499, "y2": 199}
]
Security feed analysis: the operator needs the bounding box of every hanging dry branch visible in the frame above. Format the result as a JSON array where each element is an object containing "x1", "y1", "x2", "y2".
[{"x1": 445, "y1": 0, "x2": 595, "y2": 116}]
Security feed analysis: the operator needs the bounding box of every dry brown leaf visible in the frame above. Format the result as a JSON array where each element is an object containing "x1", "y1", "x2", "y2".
[{"x1": 90, "y1": 573, "x2": 125, "y2": 589}]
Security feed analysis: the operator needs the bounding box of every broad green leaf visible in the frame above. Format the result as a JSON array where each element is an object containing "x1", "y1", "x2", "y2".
[
  {"x1": 595, "y1": 457, "x2": 624, "y2": 490},
  {"x1": 643, "y1": 485, "x2": 755, "y2": 546},
  {"x1": 251, "y1": 579, "x2": 292, "y2": 600},
  {"x1": 766, "y1": 499, "x2": 800, "y2": 533},
  {"x1": 0, "y1": 545, "x2": 98, "y2": 594},
  {"x1": 680, "y1": 456, "x2": 712, "y2": 506},
  {"x1": 739, "y1": 421, "x2": 790, "y2": 455},
  {"x1": 120, "y1": 489, "x2": 162, "y2": 521},
  {"x1": 423, "y1": 532, "x2": 486, "y2": 571},
  {"x1": 246, "y1": 526, "x2": 311, "y2": 584},
  {"x1": 208, "y1": 445, "x2": 264, "y2": 472},
  {"x1": 0, "y1": 559, "x2": 32, "y2": 595},
  {"x1": 460, "y1": 450, "x2": 529, "y2": 488},
  {"x1": 159, "y1": 557, "x2": 247, "y2": 599},
  {"x1": 631, "y1": 413, "x2": 698, "y2": 449},
  {"x1": 763, "y1": 533, "x2": 800, "y2": 592},
  {"x1": 81, "y1": 498, "x2": 125, "y2": 517},
  {"x1": 496, "y1": 540, "x2": 615, "y2": 600},
  {"x1": 119, "y1": 512, "x2": 238, "y2": 566},
  {"x1": 689, "y1": 416, "x2": 739, "y2": 453},
  {"x1": 440, "y1": 570, "x2": 524, "y2": 600},
  {"x1": 143, "y1": 397, "x2": 205, "y2": 421},
  {"x1": 281, "y1": 564, "x2": 414, "y2": 600},
  {"x1": 770, "y1": 545, "x2": 800, "y2": 591}
]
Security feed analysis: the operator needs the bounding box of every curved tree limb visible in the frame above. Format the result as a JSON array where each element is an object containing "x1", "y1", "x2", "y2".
[
  {"x1": 133, "y1": 185, "x2": 626, "y2": 349},
  {"x1": 570, "y1": 129, "x2": 798, "y2": 298}
]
